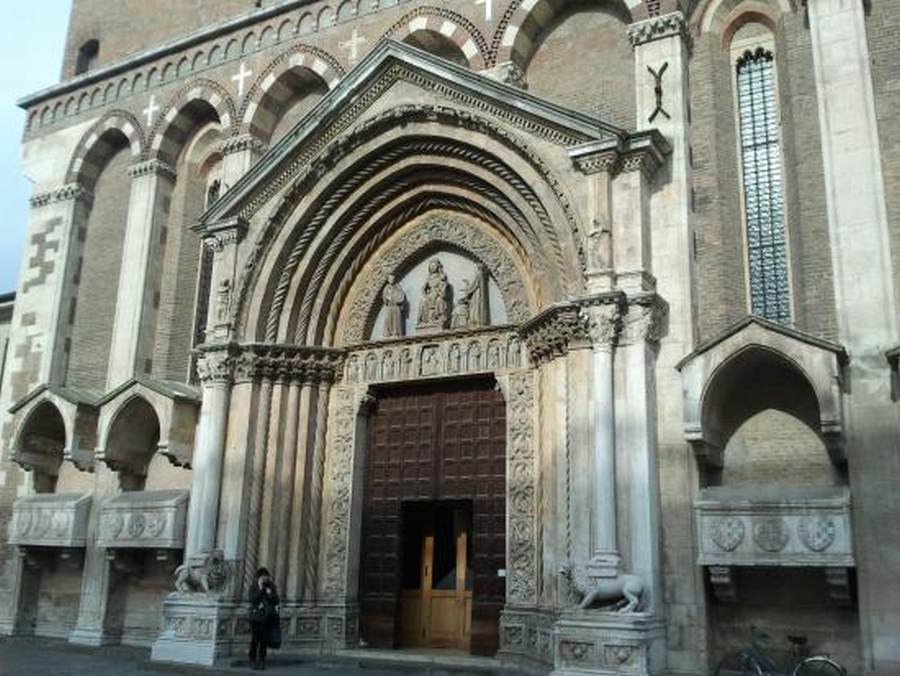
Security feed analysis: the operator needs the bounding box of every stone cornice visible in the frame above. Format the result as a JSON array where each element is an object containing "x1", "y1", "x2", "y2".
[
  {"x1": 29, "y1": 183, "x2": 93, "y2": 209},
  {"x1": 128, "y1": 159, "x2": 177, "y2": 181},
  {"x1": 627, "y1": 12, "x2": 687, "y2": 47}
]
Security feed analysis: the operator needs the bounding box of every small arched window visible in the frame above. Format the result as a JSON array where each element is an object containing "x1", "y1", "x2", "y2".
[
  {"x1": 75, "y1": 39, "x2": 100, "y2": 75},
  {"x1": 731, "y1": 24, "x2": 791, "y2": 325}
]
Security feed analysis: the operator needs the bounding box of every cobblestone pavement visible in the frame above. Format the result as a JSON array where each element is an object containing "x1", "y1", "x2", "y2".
[{"x1": 0, "y1": 638, "x2": 404, "y2": 676}]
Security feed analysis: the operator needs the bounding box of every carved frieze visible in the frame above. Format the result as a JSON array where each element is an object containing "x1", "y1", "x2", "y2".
[
  {"x1": 10, "y1": 493, "x2": 92, "y2": 548},
  {"x1": 695, "y1": 487, "x2": 854, "y2": 568},
  {"x1": 128, "y1": 159, "x2": 177, "y2": 181},
  {"x1": 627, "y1": 11, "x2": 687, "y2": 47},
  {"x1": 344, "y1": 327, "x2": 524, "y2": 384},
  {"x1": 29, "y1": 183, "x2": 93, "y2": 209},
  {"x1": 231, "y1": 343, "x2": 345, "y2": 385},
  {"x1": 96, "y1": 490, "x2": 188, "y2": 550}
]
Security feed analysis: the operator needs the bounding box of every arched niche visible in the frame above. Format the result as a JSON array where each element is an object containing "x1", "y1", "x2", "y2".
[
  {"x1": 677, "y1": 317, "x2": 848, "y2": 480},
  {"x1": 102, "y1": 396, "x2": 161, "y2": 491},
  {"x1": 12, "y1": 401, "x2": 66, "y2": 493}
]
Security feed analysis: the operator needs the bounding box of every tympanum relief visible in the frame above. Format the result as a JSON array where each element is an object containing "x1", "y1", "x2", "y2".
[{"x1": 371, "y1": 253, "x2": 506, "y2": 340}]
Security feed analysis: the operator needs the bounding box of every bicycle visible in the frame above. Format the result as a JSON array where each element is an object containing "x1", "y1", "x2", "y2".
[{"x1": 714, "y1": 628, "x2": 847, "y2": 676}]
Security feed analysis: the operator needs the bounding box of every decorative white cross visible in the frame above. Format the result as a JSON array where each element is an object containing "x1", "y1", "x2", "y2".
[
  {"x1": 475, "y1": 0, "x2": 493, "y2": 21},
  {"x1": 340, "y1": 28, "x2": 367, "y2": 65},
  {"x1": 231, "y1": 61, "x2": 253, "y2": 98},
  {"x1": 143, "y1": 95, "x2": 160, "y2": 127}
]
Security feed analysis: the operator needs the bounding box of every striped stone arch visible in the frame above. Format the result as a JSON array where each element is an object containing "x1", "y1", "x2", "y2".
[
  {"x1": 240, "y1": 44, "x2": 345, "y2": 139},
  {"x1": 494, "y1": 0, "x2": 639, "y2": 69},
  {"x1": 149, "y1": 79, "x2": 237, "y2": 164},
  {"x1": 65, "y1": 110, "x2": 145, "y2": 189},
  {"x1": 387, "y1": 7, "x2": 489, "y2": 70}
]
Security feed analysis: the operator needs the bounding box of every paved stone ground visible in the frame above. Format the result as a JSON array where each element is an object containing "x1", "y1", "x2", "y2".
[{"x1": 0, "y1": 638, "x2": 506, "y2": 676}]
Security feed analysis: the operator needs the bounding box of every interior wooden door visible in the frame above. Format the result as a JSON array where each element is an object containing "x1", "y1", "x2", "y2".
[{"x1": 360, "y1": 378, "x2": 506, "y2": 654}]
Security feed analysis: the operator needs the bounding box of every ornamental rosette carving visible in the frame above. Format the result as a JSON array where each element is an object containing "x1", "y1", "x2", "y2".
[
  {"x1": 752, "y1": 517, "x2": 789, "y2": 553},
  {"x1": 627, "y1": 11, "x2": 686, "y2": 47},
  {"x1": 798, "y1": 516, "x2": 836, "y2": 552},
  {"x1": 711, "y1": 516, "x2": 746, "y2": 552}
]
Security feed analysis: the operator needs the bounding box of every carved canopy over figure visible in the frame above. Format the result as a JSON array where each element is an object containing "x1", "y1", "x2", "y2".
[
  {"x1": 417, "y1": 258, "x2": 450, "y2": 332},
  {"x1": 382, "y1": 274, "x2": 406, "y2": 338}
]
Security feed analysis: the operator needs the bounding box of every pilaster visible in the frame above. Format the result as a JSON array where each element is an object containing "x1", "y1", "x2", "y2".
[
  {"x1": 807, "y1": 0, "x2": 900, "y2": 671},
  {"x1": 106, "y1": 159, "x2": 176, "y2": 388},
  {"x1": 219, "y1": 133, "x2": 267, "y2": 190},
  {"x1": 197, "y1": 217, "x2": 249, "y2": 344}
]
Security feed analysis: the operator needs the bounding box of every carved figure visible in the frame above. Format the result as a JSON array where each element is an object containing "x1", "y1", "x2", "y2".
[
  {"x1": 206, "y1": 179, "x2": 221, "y2": 207},
  {"x1": 587, "y1": 218, "x2": 613, "y2": 271},
  {"x1": 216, "y1": 278, "x2": 232, "y2": 324},
  {"x1": 451, "y1": 265, "x2": 489, "y2": 329},
  {"x1": 382, "y1": 275, "x2": 406, "y2": 338},
  {"x1": 416, "y1": 258, "x2": 450, "y2": 331},
  {"x1": 560, "y1": 561, "x2": 644, "y2": 613},
  {"x1": 173, "y1": 549, "x2": 228, "y2": 594}
]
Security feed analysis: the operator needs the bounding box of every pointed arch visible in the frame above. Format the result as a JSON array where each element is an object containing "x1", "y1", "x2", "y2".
[{"x1": 65, "y1": 110, "x2": 145, "y2": 189}]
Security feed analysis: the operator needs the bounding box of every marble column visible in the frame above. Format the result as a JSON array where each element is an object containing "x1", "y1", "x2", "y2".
[
  {"x1": 301, "y1": 381, "x2": 330, "y2": 603},
  {"x1": 807, "y1": 0, "x2": 899, "y2": 671},
  {"x1": 106, "y1": 159, "x2": 176, "y2": 388},
  {"x1": 184, "y1": 349, "x2": 233, "y2": 559}
]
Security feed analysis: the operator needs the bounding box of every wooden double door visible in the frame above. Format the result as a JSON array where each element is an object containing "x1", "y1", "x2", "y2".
[{"x1": 360, "y1": 378, "x2": 506, "y2": 655}]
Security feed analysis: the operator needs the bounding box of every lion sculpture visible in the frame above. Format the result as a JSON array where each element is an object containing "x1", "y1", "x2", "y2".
[{"x1": 560, "y1": 561, "x2": 644, "y2": 613}]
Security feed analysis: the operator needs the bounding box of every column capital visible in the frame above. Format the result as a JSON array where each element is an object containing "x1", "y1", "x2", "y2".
[
  {"x1": 127, "y1": 158, "x2": 177, "y2": 181},
  {"x1": 219, "y1": 133, "x2": 267, "y2": 157},
  {"x1": 619, "y1": 294, "x2": 669, "y2": 346},
  {"x1": 198, "y1": 217, "x2": 249, "y2": 252},
  {"x1": 570, "y1": 130, "x2": 670, "y2": 178},
  {"x1": 29, "y1": 183, "x2": 93, "y2": 209},
  {"x1": 195, "y1": 346, "x2": 237, "y2": 386},
  {"x1": 627, "y1": 11, "x2": 687, "y2": 47}
]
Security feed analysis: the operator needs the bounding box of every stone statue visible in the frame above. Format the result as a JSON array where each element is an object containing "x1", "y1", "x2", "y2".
[
  {"x1": 587, "y1": 217, "x2": 613, "y2": 271},
  {"x1": 382, "y1": 275, "x2": 406, "y2": 338},
  {"x1": 206, "y1": 179, "x2": 221, "y2": 207},
  {"x1": 173, "y1": 550, "x2": 228, "y2": 594},
  {"x1": 416, "y1": 258, "x2": 450, "y2": 331},
  {"x1": 216, "y1": 278, "x2": 231, "y2": 324},
  {"x1": 451, "y1": 265, "x2": 489, "y2": 329},
  {"x1": 559, "y1": 561, "x2": 644, "y2": 612}
]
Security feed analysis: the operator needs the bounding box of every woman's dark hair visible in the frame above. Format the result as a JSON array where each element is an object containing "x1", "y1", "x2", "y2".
[{"x1": 256, "y1": 567, "x2": 271, "y2": 579}]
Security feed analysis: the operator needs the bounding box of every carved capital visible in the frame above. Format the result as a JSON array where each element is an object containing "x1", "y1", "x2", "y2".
[
  {"x1": 219, "y1": 133, "x2": 267, "y2": 157},
  {"x1": 580, "y1": 303, "x2": 622, "y2": 352},
  {"x1": 30, "y1": 183, "x2": 93, "y2": 209},
  {"x1": 231, "y1": 344, "x2": 345, "y2": 385},
  {"x1": 620, "y1": 295, "x2": 668, "y2": 346},
  {"x1": 627, "y1": 11, "x2": 687, "y2": 47},
  {"x1": 195, "y1": 349, "x2": 235, "y2": 386},
  {"x1": 199, "y1": 217, "x2": 249, "y2": 253},
  {"x1": 128, "y1": 159, "x2": 177, "y2": 181},
  {"x1": 520, "y1": 294, "x2": 625, "y2": 364}
]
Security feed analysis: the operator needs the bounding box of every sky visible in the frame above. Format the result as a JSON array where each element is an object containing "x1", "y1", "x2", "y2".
[{"x1": 0, "y1": 2, "x2": 72, "y2": 295}]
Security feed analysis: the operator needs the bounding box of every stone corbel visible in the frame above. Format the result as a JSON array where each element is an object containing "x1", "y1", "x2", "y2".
[{"x1": 708, "y1": 565, "x2": 738, "y2": 603}]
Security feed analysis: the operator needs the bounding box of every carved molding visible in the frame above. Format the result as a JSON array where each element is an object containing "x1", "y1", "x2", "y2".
[
  {"x1": 128, "y1": 158, "x2": 177, "y2": 181},
  {"x1": 219, "y1": 133, "x2": 267, "y2": 157},
  {"x1": 340, "y1": 214, "x2": 532, "y2": 345},
  {"x1": 29, "y1": 183, "x2": 93, "y2": 209},
  {"x1": 200, "y1": 217, "x2": 249, "y2": 252},
  {"x1": 627, "y1": 11, "x2": 687, "y2": 47}
]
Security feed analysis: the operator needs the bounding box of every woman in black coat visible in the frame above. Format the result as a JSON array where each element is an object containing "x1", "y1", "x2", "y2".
[{"x1": 248, "y1": 567, "x2": 279, "y2": 671}]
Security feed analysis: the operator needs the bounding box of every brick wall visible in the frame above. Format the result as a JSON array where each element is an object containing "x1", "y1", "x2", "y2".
[
  {"x1": 526, "y1": 5, "x2": 635, "y2": 129},
  {"x1": 66, "y1": 145, "x2": 131, "y2": 391}
]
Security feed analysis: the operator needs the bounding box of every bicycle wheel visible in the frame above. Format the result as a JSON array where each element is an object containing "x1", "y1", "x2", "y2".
[
  {"x1": 792, "y1": 656, "x2": 847, "y2": 676},
  {"x1": 715, "y1": 652, "x2": 765, "y2": 676}
]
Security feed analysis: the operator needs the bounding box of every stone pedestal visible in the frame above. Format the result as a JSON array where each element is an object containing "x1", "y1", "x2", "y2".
[
  {"x1": 552, "y1": 612, "x2": 666, "y2": 676},
  {"x1": 151, "y1": 595, "x2": 244, "y2": 666}
]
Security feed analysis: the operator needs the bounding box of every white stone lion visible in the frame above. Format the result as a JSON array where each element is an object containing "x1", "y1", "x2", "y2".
[{"x1": 560, "y1": 561, "x2": 644, "y2": 613}]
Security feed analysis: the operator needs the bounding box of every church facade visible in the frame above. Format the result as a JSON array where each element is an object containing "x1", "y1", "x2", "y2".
[{"x1": 1, "y1": 0, "x2": 898, "y2": 674}]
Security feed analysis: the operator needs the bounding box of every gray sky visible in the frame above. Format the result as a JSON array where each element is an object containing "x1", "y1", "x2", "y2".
[{"x1": 0, "y1": 2, "x2": 71, "y2": 295}]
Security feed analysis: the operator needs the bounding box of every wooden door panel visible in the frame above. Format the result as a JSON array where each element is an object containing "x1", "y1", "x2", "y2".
[{"x1": 360, "y1": 379, "x2": 506, "y2": 653}]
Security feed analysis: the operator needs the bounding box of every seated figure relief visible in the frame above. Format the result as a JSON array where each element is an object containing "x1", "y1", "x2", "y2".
[{"x1": 417, "y1": 258, "x2": 451, "y2": 332}]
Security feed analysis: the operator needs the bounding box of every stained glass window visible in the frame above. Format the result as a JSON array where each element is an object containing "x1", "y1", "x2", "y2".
[{"x1": 737, "y1": 47, "x2": 791, "y2": 324}]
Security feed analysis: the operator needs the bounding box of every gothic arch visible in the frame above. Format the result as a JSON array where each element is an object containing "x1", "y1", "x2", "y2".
[
  {"x1": 239, "y1": 44, "x2": 344, "y2": 139},
  {"x1": 386, "y1": 7, "x2": 488, "y2": 70},
  {"x1": 692, "y1": 0, "x2": 792, "y2": 37},
  {"x1": 494, "y1": 0, "x2": 637, "y2": 70},
  {"x1": 65, "y1": 110, "x2": 145, "y2": 189},
  {"x1": 233, "y1": 107, "x2": 583, "y2": 345},
  {"x1": 149, "y1": 79, "x2": 236, "y2": 164}
]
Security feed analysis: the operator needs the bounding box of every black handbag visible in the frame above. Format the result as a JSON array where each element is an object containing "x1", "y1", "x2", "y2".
[{"x1": 248, "y1": 603, "x2": 266, "y2": 624}]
